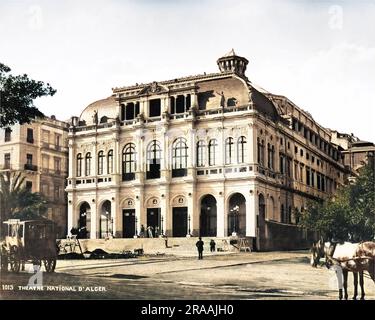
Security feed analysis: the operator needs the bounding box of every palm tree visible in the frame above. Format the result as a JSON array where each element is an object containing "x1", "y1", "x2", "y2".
[{"x1": 0, "y1": 171, "x2": 47, "y2": 225}]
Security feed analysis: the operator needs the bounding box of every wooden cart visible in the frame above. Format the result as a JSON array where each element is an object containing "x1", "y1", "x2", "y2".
[{"x1": 1, "y1": 219, "x2": 57, "y2": 273}]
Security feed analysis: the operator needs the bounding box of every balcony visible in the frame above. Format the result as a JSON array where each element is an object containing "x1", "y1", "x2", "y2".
[
  {"x1": 24, "y1": 164, "x2": 38, "y2": 171},
  {"x1": 42, "y1": 142, "x2": 68, "y2": 153}
]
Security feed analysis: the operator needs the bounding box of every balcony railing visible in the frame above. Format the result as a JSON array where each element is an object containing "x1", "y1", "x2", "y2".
[
  {"x1": 70, "y1": 104, "x2": 254, "y2": 132},
  {"x1": 42, "y1": 142, "x2": 68, "y2": 153},
  {"x1": 24, "y1": 164, "x2": 38, "y2": 171}
]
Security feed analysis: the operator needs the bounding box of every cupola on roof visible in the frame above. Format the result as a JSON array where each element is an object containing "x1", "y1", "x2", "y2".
[{"x1": 217, "y1": 49, "x2": 249, "y2": 77}]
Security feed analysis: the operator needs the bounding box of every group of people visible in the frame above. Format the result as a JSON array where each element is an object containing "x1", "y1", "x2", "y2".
[
  {"x1": 139, "y1": 224, "x2": 160, "y2": 238},
  {"x1": 195, "y1": 238, "x2": 216, "y2": 260}
]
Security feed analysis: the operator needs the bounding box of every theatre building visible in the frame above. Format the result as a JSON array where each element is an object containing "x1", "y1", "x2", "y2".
[{"x1": 66, "y1": 50, "x2": 346, "y2": 250}]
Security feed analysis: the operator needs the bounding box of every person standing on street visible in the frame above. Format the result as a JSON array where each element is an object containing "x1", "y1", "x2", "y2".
[
  {"x1": 196, "y1": 237, "x2": 204, "y2": 260},
  {"x1": 210, "y1": 239, "x2": 216, "y2": 252}
]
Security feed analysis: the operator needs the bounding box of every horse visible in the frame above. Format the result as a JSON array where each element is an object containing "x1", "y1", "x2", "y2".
[{"x1": 311, "y1": 240, "x2": 375, "y2": 300}]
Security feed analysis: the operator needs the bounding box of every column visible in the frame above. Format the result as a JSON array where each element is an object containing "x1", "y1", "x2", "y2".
[
  {"x1": 246, "y1": 192, "x2": 257, "y2": 237},
  {"x1": 191, "y1": 92, "x2": 198, "y2": 109},
  {"x1": 68, "y1": 139, "x2": 75, "y2": 178},
  {"x1": 136, "y1": 128, "x2": 144, "y2": 181},
  {"x1": 248, "y1": 122, "x2": 256, "y2": 164},
  {"x1": 160, "y1": 189, "x2": 169, "y2": 237},
  {"x1": 187, "y1": 128, "x2": 195, "y2": 177},
  {"x1": 135, "y1": 190, "x2": 144, "y2": 237},
  {"x1": 139, "y1": 99, "x2": 146, "y2": 116},
  {"x1": 216, "y1": 193, "x2": 225, "y2": 237},
  {"x1": 160, "y1": 126, "x2": 168, "y2": 180},
  {"x1": 90, "y1": 202, "x2": 97, "y2": 239},
  {"x1": 218, "y1": 127, "x2": 224, "y2": 167},
  {"x1": 161, "y1": 96, "x2": 168, "y2": 114},
  {"x1": 187, "y1": 188, "x2": 195, "y2": 236},
  {"x1": 67, "y1": 194, "x2": 74, "y2": 236},
  {"x1": 113, "y1": 192, "x2": 120, "y2": 238}
]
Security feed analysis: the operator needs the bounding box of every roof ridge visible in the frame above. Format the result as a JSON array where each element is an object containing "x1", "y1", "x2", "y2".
[{"x1": 112, "y1": 70, "x2": 236, "y2": 93}]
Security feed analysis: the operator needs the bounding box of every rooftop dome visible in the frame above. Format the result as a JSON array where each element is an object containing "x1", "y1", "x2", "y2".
[
  {"x1": 217, "y1": 49, "x2": 249, "y2": 77},
  {"x1": 79, "y1": 96, "x2": 118, "y2": 125}
]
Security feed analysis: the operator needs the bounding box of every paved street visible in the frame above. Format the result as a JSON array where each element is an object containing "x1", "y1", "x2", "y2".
[{"x1": 1, "y1": 251, "x2": 375, "y2": 300}]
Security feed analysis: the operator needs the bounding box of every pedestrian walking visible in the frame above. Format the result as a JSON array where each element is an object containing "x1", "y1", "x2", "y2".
[
  {"x1": 210, "y1": 239, "x2": 216, "y2": 252},
  {"x1": 196, "y1": 237, "x2": 204, "y2": 260}
]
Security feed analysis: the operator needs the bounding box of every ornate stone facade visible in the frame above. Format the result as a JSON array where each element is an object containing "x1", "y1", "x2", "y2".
[{"x1": 66, "y1": 50, "x2": 346, "y2": 249}]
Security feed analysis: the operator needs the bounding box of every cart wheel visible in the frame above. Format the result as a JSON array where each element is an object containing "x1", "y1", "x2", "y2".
[
  {"x1": 9, "y1": 246, "x2": 21, "y2": 273},
  {"x1": 1, "y1": 252, "x2": 8, "y2": 272},
  {"x1": 43, "y1": 258, "x2": 56, "y2": 273}
]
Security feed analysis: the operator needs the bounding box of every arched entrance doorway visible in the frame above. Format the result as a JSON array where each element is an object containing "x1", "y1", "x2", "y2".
[
  {"x1": 200, "y1": 195, "x2": 217, "y2": 237},
  {"x1": 79, "y1": 202, "x2": 91, "y2": 239},
  {"x1": 227, "y1": 193, "x2": 246, "y2": 236},
  {"x1": 100, "y1": 200, "x2": 112, "y2": 238},
  {"x1": 257, "y1": 194, "x2": 266, "y2": 250}
]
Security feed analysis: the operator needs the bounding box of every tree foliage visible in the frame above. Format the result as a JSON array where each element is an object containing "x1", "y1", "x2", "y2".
[
  {"x1": 0, "y1": 171, "x2": 48, "y2": 224},
  {"x1": 0, "y1": 63, "x2": 56, "y2": 128},
  {"x1": 297, "y1": 159, "x2": 375, "y2": 242}
]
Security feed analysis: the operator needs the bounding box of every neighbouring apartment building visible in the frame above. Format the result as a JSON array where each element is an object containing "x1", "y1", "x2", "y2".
[
  {"x1": 66, "y1": 50, "x2": 350, "y2": 250},
  {"x1": 0, "y1": 116, "x2": 69, "y2": 237},
  {"x1": 330, "y1": 130, "x2": 375, "y2": 181}
]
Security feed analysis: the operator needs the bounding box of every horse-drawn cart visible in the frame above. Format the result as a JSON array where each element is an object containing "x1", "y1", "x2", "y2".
[{"x1": 1, "y1": 219, "x2": 57, "y2": 273}]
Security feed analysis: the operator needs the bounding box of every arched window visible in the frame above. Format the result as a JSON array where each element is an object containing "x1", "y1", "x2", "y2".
[
  {"x1": 208, "y1": 139, "x2": 218, "y2": 166},
  {"x1": 107, "y1": 150, "x2": 113, "y2": 174},
  {"x1": 257, "y1": 138, "x2": 264, "y2": 166},
  {"x1": 172, "y1": 138, "x2": 188, "y2": 177},
  {"x1": 147, "y1": 140, "x2": 161, "y2": 179},
  {"x1": 196, "y1": 141, "x2": 206, "y2": 167},
  {"x1": 237, "y1": 136, "x2": 247, "y2": 163},
  {"x1": 122, "y1": 143, "x2": 136, "y2": 181},
  {"x1": 225, "y1": 137, "x2": 234, "y2": 165},
  {"x1": 77, "y1": 153, "x2": 82, "y2": 177},
  {"x1": 98, "y1": 151, "x2": 105, "y2": 175},
  {"x1": 85, "y1": 152, "x2": 91, "y2": 176}
]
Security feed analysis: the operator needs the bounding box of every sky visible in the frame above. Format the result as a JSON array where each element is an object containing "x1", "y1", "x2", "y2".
[{"x1": 1, "y1": 0, "x2": 374, "y2": 142}]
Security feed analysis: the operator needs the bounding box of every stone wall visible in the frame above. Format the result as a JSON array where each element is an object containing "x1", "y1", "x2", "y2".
[{"x1": 259, "y1": 220, "x2": 317, "y2": 251}]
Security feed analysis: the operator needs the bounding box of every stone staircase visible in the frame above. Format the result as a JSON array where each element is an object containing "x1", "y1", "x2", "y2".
[{"x1": 58, "y1": 236, "x2": 241, "y2": 257}]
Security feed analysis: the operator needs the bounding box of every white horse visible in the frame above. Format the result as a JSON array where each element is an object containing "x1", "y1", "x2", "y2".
[{"x1": 311, "y1": 240, "x2": 375, "y2": 300}]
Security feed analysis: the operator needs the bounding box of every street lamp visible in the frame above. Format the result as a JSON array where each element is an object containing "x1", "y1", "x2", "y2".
[
  {"x1": 160, "y1": 215, "x2": 164, "y2": 236},
  {"x1": 105, "y1": 211, "x2": 109, "y2": 238},
  {"x1": 134, "y1": 216, "x2": 138, "y2": 238},
  {"x1": 230, "y1": 205, "x2": 239, "y2": 236},
  {"x1": 187, "y1": 214, "x2": 191, "y2": 237}
]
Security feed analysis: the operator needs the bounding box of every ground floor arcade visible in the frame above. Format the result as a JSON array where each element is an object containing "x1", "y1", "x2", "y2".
[{"x1": 67, "y1": 181, "x2": 308, "y2": 249}]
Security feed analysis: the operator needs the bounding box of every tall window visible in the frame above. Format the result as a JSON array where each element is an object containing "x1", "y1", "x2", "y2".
[
  {"x1": 267, "y1": 143, "x2": 275, "y2": 169},
  {"x1": 85, "y1": 152, "x2": 91, "y2": 176},
  {"x1": 4, "y1": 128, "x2": 11, "y2": 142},
  {"x1": 146, "y1": 140, "x2": 161, "y2": 179},
  {"x1": 98, "y1": 151, "x2": 105, "y2": 175},
  {"x1": 237, "y1": 136, "x2": 247, "y2": 163},
  {"x1": 54, "y1": 157, "x2": 61, "y2": 173},
  {"x1": 27, "y1": 128, "x2": 34, "y2": 143},
  {"x1": 107, "y1": 150, "x2": 113, "y2": 174},
  {"x1": 26, "y1": 154, "x2": 33, "y2": 165},
  {"x1": 225, "y1": 138, "x2": 234, "y2": 165},
  {"x1": 208, "y1": 139, "x2": 218, "y2": 166},
  {"x1": 257, "y1": 138, "x2": 264, "y2": 166},
  {"x1": 122, "y1": 143, "x2": 136, "y2": 181},
  {"x1": 172, "y1": 138, "x2": 188, "y2": 177},
  {"x1": 280, "y1": 204, "x2": 285, "y2": 223},
  {"x1": 279, "y1": 154, "x2": 285, "y2": 174},
  {"x1": 77, "y1": 153, "x2": 82, "y2": 177},
  {"x1": 4, "y1": 153, "x2": 10, "y2": 169},
  {"x1": 196, "y1": 141, "x2": 206, "y2": 167}
]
